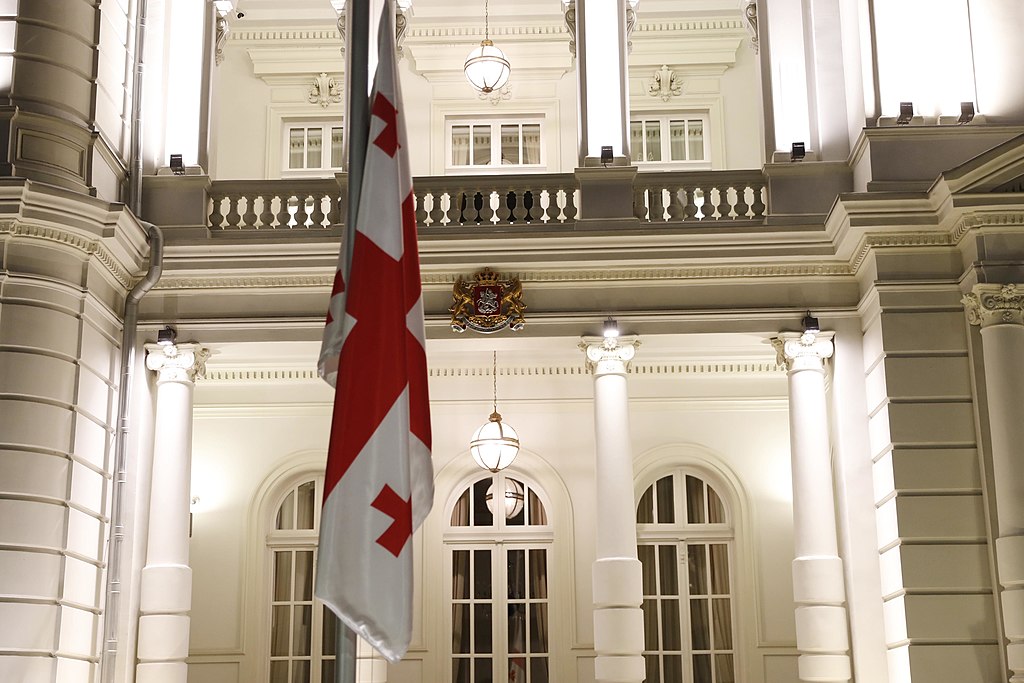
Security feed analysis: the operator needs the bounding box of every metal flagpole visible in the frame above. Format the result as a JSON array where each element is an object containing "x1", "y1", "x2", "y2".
[{"x1": 337, "y1": 0, "x2": 370, "y2": 681}]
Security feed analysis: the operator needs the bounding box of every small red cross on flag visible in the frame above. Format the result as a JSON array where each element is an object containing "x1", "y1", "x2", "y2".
[{"x1": 315, "y1": 1, "x2": 433, "y2": 665}]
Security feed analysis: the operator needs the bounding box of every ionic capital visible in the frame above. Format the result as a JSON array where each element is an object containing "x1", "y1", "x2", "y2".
[
  {"x1": 145, "y1": 343, "x2": 210, "y2": 384},
  {"x1": 963, "y1": 284, "x2": 1024, "y2": 328},
  {"x1": 580, "y1": 335, "x2": 640, "y2": 376},
  {"x1": 772, "y1": 331, "x2": 834, "y2": 373}
]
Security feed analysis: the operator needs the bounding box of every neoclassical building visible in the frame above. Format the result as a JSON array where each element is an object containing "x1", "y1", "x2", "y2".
[{"x1": 1, "y1": 1, "x2": 1024, "y2": 683}]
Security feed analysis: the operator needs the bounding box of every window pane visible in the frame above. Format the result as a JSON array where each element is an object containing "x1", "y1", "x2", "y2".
[
  {"x1": 271, "y1": 605, "x2": 291, "y2": 656},
  {"x1": 707, "y1": 485, "x2": 725, "y2": 524},
  {"x1": 452, "y1": 604, "x2": 471, "y2": 653},
  {"x1": 713, "y1": 598, "x2": 733, "y2": 649},
  {"x1": 293, "y1": 605, "x2": 312, "y2": 655},
  {"x1": 277, "y1": 491, "x2": 295, "y2": 529},
  {"x1": 508, "y1": 549, "x2": 526, "y2": 599},
  {"x1": 688, "y1": 119, "x2": 705, "y2": 161},
  {"x1": 642, "y1": 599, "x2": 659, "y2": 650},
  {"x1": 294, "y1": 551, "x2": 313, "y2": 601},
  {"x1": 529, "y1": 550, "x2": 547, "y2": 599},
  {"x1": 710, "y1": 544, "x2": 730, "y2": 594},
  {"x1": 274, "y1": 551, "x2": 291, "y2": 601},
  {"x1": 291, "y1": 659, "x2": 310, "y2": 683},
  {"x1": 527, "y1": 489, "x2": 547, "y2": 526},
  {"x1": 270, "y1": 660, "x2": 288, "y2": 683},
  {"x1": 453, "y1": 658, "x2": 470, "y2": 683},
  {"x1": 452, "y1": 125, "x2": 470, "y2": 166},
  {"x1": 508, "y1": 603, "x2": 526, "y2": 653},
  {"x1": 453, "y1": 550, "x2": 470, "y2": 599},
  {"x1": 506, "y1": 478, "x2": 526, "y2": 526},
  {"x1": 661, "y1": 598, "x2": 681, "y2": 650},
  {"x1": 306, "y1": 129, "x2": 322, "y2": 169},
  {"x1": 658, "y1": 545, "x2": 678, "y2": 596},
  {"x1": 331, "y1": 127, "x2": 344, "y2": 168},
  {"x1": 693, "y1": 654, "x2": 712, "y2": 683},
  {"x1": 288, "y1": 130, "x2": 305, "y2": 170},
  {"x1": 716, "y1": 653, "x2": 736, "y2": 683},
  {"x1": 639, "y1": 545, "x2": 657, "y2": 595},
  {"x1": 522, "y1": 124, "x2": 541, "y2": 164},
  {"x1": 472, "y1": 125, "x2": 491, "y2": 165},
  {"x1": 475, "y1": 657, "x2": 493, "y2": 683},
  {"x1": 655, "y1": 476, "x2": 674, "y2": 523},
  {"x1": 669, "y1": 120, "x2": 687, "y2": 161},
  {"x1": 637, "y1": 485, "x2": 654, "y2": 523},
  {"x1": 296, "y1": 481, "x2": 316, "y2": 529},
  {"x1": 500, "y1": 124, "x2": 520, "y2": 164},
  {"x1": 664, "y1": 655, "x2": 683, "y2": 683},
  {"x1": 322, "y1": 608, "x2": 337, "y2": 656},
  {"x1": 321, "y1": 660, "x2": 335, "y2": 683},
  {"x1": 473, "y1": 479, "x2": 494, "y2": 527},
  {"x1": 530, "y1": 657, "x2": 549, "y2": 683},
  {"x1": 644, "y1": 654, "x2": 660, "y2": 683},
  {"x1": 688, "y1": 544, "x2": 708, "y2": 596},
  {"x1": 474, "y1": 549, "x2": 492, "y2": 599},
  {"x1": 475, "y1": 604, "x2": 493, "y2": 653},
  {"x1": 451, "y1": 489, "x2": 471, "y2": 526},
  {"x1": 645, "y1": 122, "x2": 662, "y2": 162},
  {"x1": 690, "y1": 599, "x2": 710, "y2": 650},
  {"x1": 686, "y1": 475, "x2": 706, "y2": 524},
  {"x1": 529, "y1": 603, "x2": 548, "y2": 653}
]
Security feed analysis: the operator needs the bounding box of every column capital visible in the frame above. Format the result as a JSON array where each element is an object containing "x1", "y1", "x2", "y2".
[
  {"x1": 580, "y1": 335, "x2": 640, "y2": 376},
  {"x1": 145, "y1": 343, "x2": 210, "y2": 384},
  {"x1": 963, "y1": 284, "x2": 1024, "y2": 328},
  {"x1": 772, "y1": 331, "x2": 834, "y2": 372}
]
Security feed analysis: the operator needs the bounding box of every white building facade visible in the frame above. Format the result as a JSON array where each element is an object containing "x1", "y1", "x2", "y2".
[{"x1": 1, "y1": 1, "x2": 1024, "y2": 683}]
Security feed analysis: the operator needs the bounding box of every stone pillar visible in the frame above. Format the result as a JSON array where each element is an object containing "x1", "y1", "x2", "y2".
[
  {"x1": 968, "y1": 0, "x2": 1024, "y2": 123},
  {"x1": 581, "y1": 335, "x2": 644, "y2": 683},
  {"x1": 574, "y1": 0, "x2": 630, "y2": 166},
  {"x1": 963, "y1": 283, "x2": 1024, "y2": 682},
  {"x1": 135, "y1": 342, "x2": 209, "y2": 683},
  {"x1": 773, "y1": 331, "x2": 851, "y2": 683}
]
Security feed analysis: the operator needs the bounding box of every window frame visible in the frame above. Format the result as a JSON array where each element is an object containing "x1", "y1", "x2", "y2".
[
  {"x1": 280, "y1": 120, "x2": 345, "y2": 177},
  {"x1": 630, "y1": 113, "x2": 712, "y2": 171},
  {"x1": 444, "y1": 116, "x2": 546, "y2": 174}
]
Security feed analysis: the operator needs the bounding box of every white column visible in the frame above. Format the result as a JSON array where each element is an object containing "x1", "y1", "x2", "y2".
[
  {"x1": 136, "y1": 343, "x2": 209, "y2": 683},
  {"x1": 772, "y1": 331, "x2": 851, "y2": 683},
  {"x1": 963, "y1": 284, "x2": 1024, "y2": 682},
  {"x1": 581, "y1": 335, "x2": 644, "y2": 683},
  {"x1": 575, "y1": 0, "x2": 630, "y2": 165}
]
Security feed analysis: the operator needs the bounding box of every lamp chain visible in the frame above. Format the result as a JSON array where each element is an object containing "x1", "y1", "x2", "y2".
[
  {"x1": 484, "y1": 0, "x2": 490, "y2": 41},
  {"x1": 492, "y1": 350, "x2": 498, "y2": 414}
]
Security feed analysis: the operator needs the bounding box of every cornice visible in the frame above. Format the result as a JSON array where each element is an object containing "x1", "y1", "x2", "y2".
[
  {"x1": 0, "y1": 220, "x2": 133, "y2": 288},
  {"x1": 950, "y1": 212, "x2": 1024, "y2": 245},
  {"x1": 153, "y1": 274, "x2": 334, "y2": 290},
  {"x1": 847, "y1": 231, "x2": 953, "y2": 274}
]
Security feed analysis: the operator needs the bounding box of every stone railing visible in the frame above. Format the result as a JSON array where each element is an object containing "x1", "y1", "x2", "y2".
[{"x1": 206, "y1": 170, "x2": 767, "y2": 232}]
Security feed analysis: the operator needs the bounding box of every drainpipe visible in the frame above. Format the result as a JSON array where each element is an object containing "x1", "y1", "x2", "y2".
[{"x1": 101, "y1": 0, "x2": 164, "y2": 680}]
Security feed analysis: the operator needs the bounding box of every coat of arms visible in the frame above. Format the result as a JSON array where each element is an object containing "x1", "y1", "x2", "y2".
[{"x1": 449, "y1": 269, "x2": 526, "y2": 334}]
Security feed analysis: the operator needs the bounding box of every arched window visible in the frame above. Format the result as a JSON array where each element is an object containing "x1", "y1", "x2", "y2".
[
  {"x1": 267, "y1": 477, "x2": 385, "y2": 683},
  {"x1": 636, "y1": 471, "x2": 736, "y2": 683},
  {"x1": 445, "y1": 472, "x2": 552, "y2": 683}
]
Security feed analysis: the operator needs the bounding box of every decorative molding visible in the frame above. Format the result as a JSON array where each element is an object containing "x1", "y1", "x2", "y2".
[
  {"x1": 145, "y1": 343, "x2": 211, "y2": 384},
  {"x1": 647, "y1": 65, "x2": 682, "y2": 102},
  {"x1": 215, "y1": 14, "x2": 230, "y2": 66},
  {"x1": 153, "y1": 275, "x2": 335, "y2": 290},
  {"x1": 479, "y1": 84, "x2": 512, "y2": 105},
  {"x1": 580, "y1": 335, "x2": 640, "y2": 375},
  {"x1": 563, "y1": 0, "x2": 577, "y2": 57},
  {"x1": 771, "y1": 331, "x2": 834, "y2": 371},
  {"x1": 963, "y1": 284, "x2": 1024, "y2": 328},
  {"x1": 308, "y1": 72, "x2": 343, "y2": 108},
  {"x1": 634, "y1": 19, "x2": 747, "y2": 33},
  {"x1": 0, "y1": 220, "x2": 133, "y2": 288},
  {"x1": 951, "y1": 212, "x2": 1024, "y2": 245},
  {"x1": 741, "y1": 0, "x2": 758, "y2": 53},
  {"x1": 848, "y1": 232, "x2": 952, "y2": 274}
]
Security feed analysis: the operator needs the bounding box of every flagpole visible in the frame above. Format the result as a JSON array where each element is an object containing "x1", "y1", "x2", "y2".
[{"x1": 337, "y1": 0, "x2": 370, "y2": 681}]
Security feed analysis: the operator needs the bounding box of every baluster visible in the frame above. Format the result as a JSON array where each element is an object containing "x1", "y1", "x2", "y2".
[
  {"x1": 538, "y1": 189, "x2": 551, "y2": 223},
  {"x1": 434, "y1": 192, "x2": 450, "y2": 227},
  {"x1": 565, "y1": 187, "x2": 580, "y2": 222},
  {"x1": 633, "y1": 185, "x2": 648, "y2": 221},
  {"x1": 225, "y1": 194, "x2": 242, "y2": 228},
  {"x1": 209, "y1": 194, "x2": 225, "y2": 229},
  {"x1": 733, "y1": 184, "x2": 750, "y2": 219},
  {"x1": 310, "y1": 193, "x2": 326, "y2": 228},
  {"x1": 706, "y1": 187, "x2": 722, "y2": 220},
  {"x1": 415, "y1": 189, "x2": 430, "y2": 226},
  {"x1": 259, "y1": 194, "x2": 276, "y2": 228},
  {"x1": 675, "y1": 187, "x2": 692, "y2": 221},
  {"x1": 279, "y1": 194, "x2": 295, "y2": 228},
  {"x1": 240, "y1": 194, "x2": 257, "y2": 228},
  {"x1": 490, "y1": 189, "x2": 509, "y2": 224},
  {"x1": 750, "y1": 182, "x2": 767, "y2": 219},
  {"x1": 326, "y1": 192, "x2": 342, "y2": 226},
  {"x1": 692, "y1": 187, "x2": 706, "y2": 221},
  {"x1": 521, "y1": 190, "x2": 535, "y2": 223},
  {"x1": 510, "y1": 189, "x2": 528, "y2": 223}
]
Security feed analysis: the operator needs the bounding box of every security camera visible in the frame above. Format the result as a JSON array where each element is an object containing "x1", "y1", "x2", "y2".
[{"x1": 235, "y1": 11, "x2": 245, "y2": 18}]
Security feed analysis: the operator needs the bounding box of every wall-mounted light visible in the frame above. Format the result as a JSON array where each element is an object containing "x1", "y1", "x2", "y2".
[
  {"x1": 790, "y1": 142, "x2": 806, "y2": 162},
  {"x1": 600, "y1": 145, "x2": 613, "y2": 167},
  {"x1": 896, "y1": 102, "x2": 914, "y2": 125},
  {"x1": 156, "y1": 325, "x2": 177, "y2": 346},
  {"x1": 958, "y1": 101, "x2": 975, "y2": 125},
  {"x1": 603, "y1": 317, "x2": 620, "y2": 339},
  {"x1": 801, "y1": 311, "x2": 820, "y2": 334},
  {"x1": 169, "y1": 154, "x2": 185, "y2": 175}
]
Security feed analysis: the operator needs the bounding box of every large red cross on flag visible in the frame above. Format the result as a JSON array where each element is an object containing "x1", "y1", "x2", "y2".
[{"x1": 315, "y1": 1, "x2": 433, "y2": 664}]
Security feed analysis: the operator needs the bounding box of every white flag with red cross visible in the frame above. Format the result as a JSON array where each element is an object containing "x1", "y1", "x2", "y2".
[{"x1": 315, "y1": 1, "x2": 433, "y2": 663}]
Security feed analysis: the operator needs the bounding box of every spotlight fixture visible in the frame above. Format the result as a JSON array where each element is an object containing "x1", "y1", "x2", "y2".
[
  {"x1": 603, "y1": 317, "x2": 619, "y2": 339},
  {"x1": 464, "y1": 0, "x2": 510, "y2": 94},
  {"x1": 169, "y1": 154, "x2": 185, "y2": 176},
  {"x1": 600, "y1": 145, "x2": 614, "y2": 167},
  {"x1": 469, "y1": 351, "x2": 520, "y2": 473},
  {"x1": 156, "y1": 325, "x2": 177, "y2": 346},
  {"x1": 790, "y1": 142, "x2": 806, "y2": 162},
  {"x1": 958, "y1": 101, "x2": 975, "y2": 125},
  {"x1": 896, "y1": 102, "x2": 914, "y2": 125},
  {"x1": 801, "y1": 311, "x2": 820, "y2": 334},
  {"x1": 235, "y1": 10, "x2": 244, "y2": 18}
]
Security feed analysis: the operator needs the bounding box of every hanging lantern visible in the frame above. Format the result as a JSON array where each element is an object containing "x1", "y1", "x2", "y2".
[
  {"x1": 469, "y1": 351, "x2": 520, "y2": 472},
  {"x1": 464, "y1": 0, "x2": 510, "y2": 94}
]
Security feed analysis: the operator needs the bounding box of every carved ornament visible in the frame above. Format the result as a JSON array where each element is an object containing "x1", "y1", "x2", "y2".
[
  {"x1": 963, "y1": 284, "x2": 1024, "y2": 327},
  {"x1": 647, "y1": 65, "x2": 682, "y2": 101},
  {"x1": 449, "y1": 268, "x2": 526, "y2": 334},
  {"x1": 308, "y1": 73, "x2": 343, "y2": 108},
  {"x1": 145, "y1": 343, "x2": 211, "y2": 384}
]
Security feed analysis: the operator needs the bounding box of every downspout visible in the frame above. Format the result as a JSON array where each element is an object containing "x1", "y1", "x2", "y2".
[{"x1": 101, "y1": 0, "x2": 163, "y2": 681}]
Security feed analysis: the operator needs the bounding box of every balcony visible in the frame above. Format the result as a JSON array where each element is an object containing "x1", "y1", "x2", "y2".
[{"x1": 203, "y1": 170, "x2": 768, "y2": 235}]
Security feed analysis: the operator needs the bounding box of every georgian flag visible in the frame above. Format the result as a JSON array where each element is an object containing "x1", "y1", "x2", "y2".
[{"x1": 315, "y1": 1, "x2": 433, "y2": 663}]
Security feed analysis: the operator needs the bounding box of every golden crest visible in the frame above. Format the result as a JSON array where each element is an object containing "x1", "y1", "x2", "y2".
[{"x1": 449, "y1": 268, "x2": 526, "y2": 334}]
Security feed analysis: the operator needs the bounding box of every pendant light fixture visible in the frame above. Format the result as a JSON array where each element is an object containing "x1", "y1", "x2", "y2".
[
  {"x1": 469, "y1": 351, "x2": 520, "y2": 472},
  {"x1": 464, "y1": 0, "x2": 510, "y2": 94}
]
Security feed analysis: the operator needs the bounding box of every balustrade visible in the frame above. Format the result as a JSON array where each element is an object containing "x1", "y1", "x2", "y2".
[
  {"x1": 633, "y1": 170, "x2": 767, "y2": 223},
  {"x1": 208, "y1": 179, "x2": 344, "y2": 230}
]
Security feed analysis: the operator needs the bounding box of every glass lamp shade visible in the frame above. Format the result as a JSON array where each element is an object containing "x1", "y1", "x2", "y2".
[
  {"x1": 469, "y1": 411, "x2": 520, "y2": 472},
  {"x1": 485, "y1": 478, "x2": 525, "y2": 519},
  {"x1": 464, "y1": 39, "x2": 511, "y2": 94}
]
